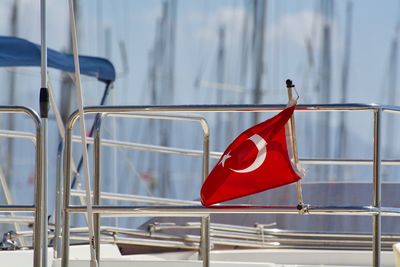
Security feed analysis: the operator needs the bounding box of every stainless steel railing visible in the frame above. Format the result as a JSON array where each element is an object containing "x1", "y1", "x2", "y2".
[
  {"x1": 57, "y1": 223, "x2": 400, "y2": 251},
  {"x1": 70, "y1": 189, "x2": 200, "y2": 205},
  {"x1": 0, "y1": 106, "x2": 43, "y2": 267},
  {"x1": 60, "y1": 103, "x2": 400, "y2": 267},
  {"x1": 61, "y1": 111, "x2": 209, "y2": 266}
]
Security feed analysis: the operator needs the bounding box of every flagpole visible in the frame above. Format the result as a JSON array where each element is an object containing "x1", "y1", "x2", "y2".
[{"x1": 285, "y1": 79, "x2": 304, "y2": 210}]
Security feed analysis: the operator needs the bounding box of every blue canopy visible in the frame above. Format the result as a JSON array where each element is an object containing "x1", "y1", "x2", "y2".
[{"x1": 0, "y1": 36, "x2": 116, "y2": 83}]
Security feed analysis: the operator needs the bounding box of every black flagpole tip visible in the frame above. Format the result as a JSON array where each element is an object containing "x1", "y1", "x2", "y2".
[{"x1": 286, "y1": 79, "x2": 294, "y2": 88}]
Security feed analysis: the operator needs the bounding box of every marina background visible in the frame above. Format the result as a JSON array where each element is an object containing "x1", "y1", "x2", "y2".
[{"x1": 0, "y1": 0, "x2": 399, "y2": 234}]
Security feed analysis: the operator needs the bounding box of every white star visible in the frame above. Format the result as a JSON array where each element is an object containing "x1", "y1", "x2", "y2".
[{"x1": 219, "y1": 151, "x2": 232, "y2": 167}]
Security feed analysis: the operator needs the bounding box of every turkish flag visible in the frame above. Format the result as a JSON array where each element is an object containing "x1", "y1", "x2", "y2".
[{"x1": 200, "y1": 105, "x2": 303, "y2": 206}]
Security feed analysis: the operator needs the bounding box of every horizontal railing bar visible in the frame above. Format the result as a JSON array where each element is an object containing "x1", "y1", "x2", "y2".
[
  {"x1": 67, "y1": 104, "x2": 400, "y2": 129},
  {"x1": 150, "y1": 221, "x2": 400, "y2": 241},
  {"x1": 380, "y1": 207, "x2": 400, "y2": 215},
  {"x1": 300, "y1": 158, "x2": 400, "y2": 166},
  {"x1": 72, "y1": 103, "x2": 400, "y2": 117},
  {"x1": 14, "y1": 231, "x2": 36, "y2": 238},
  {"x1": 0, "y1": 215, "x2": 35, "y2": 223},
  {"x1": 0, "y1": 129, "x2": 36, "y2": 144},
  {"x1": 0, "y1": 205, "x2": 36, "y2": 212},
  {"x1": 210, "y1": 230, "x2": 400, "y2": 246},
  {"x1": 110, "y1": 226, "x2": 391, "y2": 246},
  {"x1": 71, "y1": 136, "x2": 400, "y2": 166},
  {"x1": 70, "y1": 235, "x2": 199, "y2": 250},
  {"x1": 104, "y1": 112, "x2": 208, "y2": 123},
  {"x1": 69, "y1": 233, "x2": 396, "y2": 251},
  {"x1": 149, "y1": 223, "x2": 201, "y2": 231},
  {"x1": 382, "y1": 106, "x2": 400, "y2": 113},
  {"x1": 258, "y1": 230, "x2": 400, "y2": 241},
  {"x1": 72, "y1": 136, "x2": 205, "y2": 158},
  {"x1": 66, "y1": 226, "x2": 192, "y2": 241},
  {"x1": 66, "y1": 205, "x2": 384, "y2": 216},
  {"x1": 78, "y1": 103, "x2": 389, "y2": 115},
  {"x1": 70, "y1": 190, "x2": 200, "y2": 205},
  {"x1": 189, "y1": 222, "x2": 273, "y2": 234},
  {"x1": 101, "y1": 227, "x2": 202, "y2": 246},
  {"x1": 66, "y1": 225, "x2": 398, "y2": 251},
  {"x1": 213, "y1": 234, "x2": 393, "y2": 246},
  {"x1": 68, "y1": 108, "x2": 210, "y2": 133}
]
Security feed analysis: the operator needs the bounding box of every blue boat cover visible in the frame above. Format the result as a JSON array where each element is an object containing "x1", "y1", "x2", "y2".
[{"x1": 0, "y1": 36, "x2": 116, "y2": 83}]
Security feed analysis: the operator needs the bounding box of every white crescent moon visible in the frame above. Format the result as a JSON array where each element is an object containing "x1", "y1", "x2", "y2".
[{"x1": 230, "y1": 134, "x2": 267, "y2": 173}]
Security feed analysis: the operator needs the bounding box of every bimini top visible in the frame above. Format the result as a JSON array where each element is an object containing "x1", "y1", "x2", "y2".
[{"x1": 0, "y1": 36, "x2": 116, "y2": 83}]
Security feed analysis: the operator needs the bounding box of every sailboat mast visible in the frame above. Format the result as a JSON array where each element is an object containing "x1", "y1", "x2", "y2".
[
  {"x1": 336, "y1": 1, "x2": 353, "y2": 176},
  {"x1": 252, "y1": 0, "x2": 267, "y2": 124},
  {"x1": 59, "y1": 0, "x2": 78, "y2": 125},
  {"x1": 167, "y1": 0, "x2": 177, "y2": 102},
  {"x1": 239, "y1": 2, "x2": 250, "y2": 93},
  {"x1": 215, "y1": 25, "x2": 226, "y2": 151},
  {"x1": 159, "y1": 0, "x2": 177, "y2": 197},
  {"x1": 385, "y1": 11, "x2": 400, "y2": 160},
  {"x1": 5, "y1": 1, "x2": 18, "y2": 183},
  {"x1": 315, "y1": 0, "x2": 333, "y2": 179}
]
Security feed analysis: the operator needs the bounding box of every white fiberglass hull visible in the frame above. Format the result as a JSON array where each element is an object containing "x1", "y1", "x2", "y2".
[{"x1": 0, "y1": 244, "x2": 395, "y2": 267}]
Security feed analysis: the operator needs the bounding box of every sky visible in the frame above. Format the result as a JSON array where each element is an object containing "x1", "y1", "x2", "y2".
[{"x1": 0, "y1": 0, "x2": 399, "y2": 105}]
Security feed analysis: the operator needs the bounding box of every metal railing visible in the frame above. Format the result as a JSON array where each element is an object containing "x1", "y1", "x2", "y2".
[
  {"x1": 60, "y1": 103, "x2": 400, "y2": 267},
  {"x1": 54, "y1": 223, "x2": 400, "y2": 251},
  {"x1": 70, "y1": 189, "x2": 200, "y2": 205},
  {"x1": 0, "y1": 106, "x2": 43, "y2": 267},
  {"x1": 61, "y1": 111, "x2": 210, "y2": 266}
]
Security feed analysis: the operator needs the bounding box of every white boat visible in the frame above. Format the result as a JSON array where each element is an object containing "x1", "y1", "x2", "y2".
[{"x1": 1, "y1": 1, "x2": 400, "y2": 267}]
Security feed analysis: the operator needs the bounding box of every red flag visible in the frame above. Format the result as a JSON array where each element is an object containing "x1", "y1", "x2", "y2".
[{"x1": 200, "y1": 105, "x2": 303, "y2": 206}]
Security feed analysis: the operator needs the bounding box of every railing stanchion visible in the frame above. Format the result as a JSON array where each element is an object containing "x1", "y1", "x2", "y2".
[
  {"x1": 61, "y1": 127, "x2": 73, "y2": 267},
  {"x1": 200, "y1": 215, "x2": 210, "y2": 267},
  {"x1": 54, "y1": 142, "x2": 64, "y2": 258},
  {"x1": 94, "y1": 120, "x2": 101, "y2": 264},
  {"x1": 372, "y1": 108, "x2": 382, "y2": 267},
  {"x1": 34, "y1": 118, "x2": 43, "y2": 267},
  {"x1": 200, "y1": 124, "x2": 210, "y2": 267}
]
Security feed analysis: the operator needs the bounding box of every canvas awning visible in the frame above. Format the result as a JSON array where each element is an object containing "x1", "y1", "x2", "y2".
[{"x1": 0, "y1": 36, "x2": 116, "y2": 83}]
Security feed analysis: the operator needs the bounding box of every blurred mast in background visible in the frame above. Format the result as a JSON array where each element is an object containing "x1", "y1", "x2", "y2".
[
  {"x1": 384, "y1": 8, "x2": 400, "y2": 161},
  {"x1": 215, "y1": 25, "x2": 226, "y2": 151},
  {"x1": 239, "y1": 1, "x2": 251, "y2": 97},
  {"x1": 61, "y1": 1, "x2": 77, "y2": 229},
  {"x1": 336, "y1": 1, "x2": 353, "y2": 178},
  {"x1": 5, "y1": 0, "x2": 19, "y2": 183},
  {"x1": 315, "y1": 0, "x2": 333, "y2": 179},
  {"x1": 251, "y1": 0, "x2": 267, "y2": 124},
  {"x1": 236, "y1": 1, "x2": 252, "y2": 133},
  {"x1": 156, "y1": 0, "x2": 177, "y2": 197},
  {"x1": 59, "y1": 0, "x2": 78, "y2": 125}
]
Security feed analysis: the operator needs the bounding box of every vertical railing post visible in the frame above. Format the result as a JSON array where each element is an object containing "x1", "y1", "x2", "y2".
[
  {"x1": 61, "y1": 127, "x2": 73, "y2": 267},
  {"x1": 200, "y1": 215, "x2": 210, "y2": 267},
  {"x1": 34, "y1": 122, "x2": 43, "y2": 267},
  {"x1": 200, "y1": 122, "x2": 210, "y2": 267},
  {"x1": 94, "y1": 120, "x2": 101, "y2": 264},
  {"x1": 54, "y1": 142, "x2": 64, "y2": 259},
  {"x1": 40, "y1": 116, "x2": 48, "y2": 267},
  {"x1": 372, "y1": 108, "x2": 382, "y2": 267}
]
